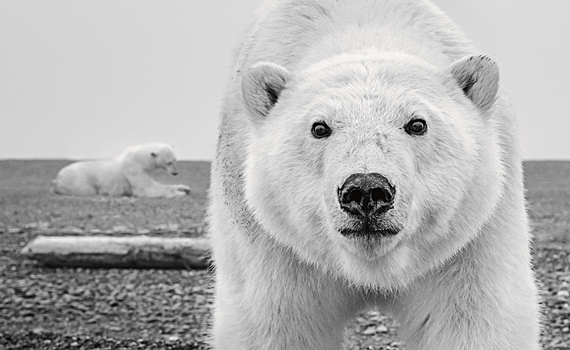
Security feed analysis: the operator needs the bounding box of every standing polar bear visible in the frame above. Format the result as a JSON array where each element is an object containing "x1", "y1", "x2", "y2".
[
  {"x1": 53, "y1": 142, "x2": 191, "y2": 198},
  {"x1": 209, "y1": 0, "x2": 541, "y2": 349}
]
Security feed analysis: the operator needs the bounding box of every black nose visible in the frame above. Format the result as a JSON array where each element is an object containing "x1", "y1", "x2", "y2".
[{"x1": 338, "y1": 173, "x2": 396, "y2": 217}]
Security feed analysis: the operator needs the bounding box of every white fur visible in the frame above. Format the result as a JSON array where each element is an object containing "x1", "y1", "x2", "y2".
[
  {"x1": 209, "y1": 0, "x2": 541, "y2": 349},
  {"x1": 52, "y1": 142, "x2": 191, "y2": 198}
]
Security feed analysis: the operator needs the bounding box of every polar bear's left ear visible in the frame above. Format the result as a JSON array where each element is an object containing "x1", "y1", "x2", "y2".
[
  {"x1": 242, "y1": 62, "x2": 291, "y2": 121},
  {"x1": 450, "y1": 55, "x2": 499, "y2": 111}
]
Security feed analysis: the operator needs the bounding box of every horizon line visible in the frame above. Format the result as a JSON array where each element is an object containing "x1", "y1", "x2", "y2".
[{"x1": 1, "y1": 157, "x2": 569, "y2": 162}]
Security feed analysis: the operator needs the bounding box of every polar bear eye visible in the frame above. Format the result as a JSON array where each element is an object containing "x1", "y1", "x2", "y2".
[
  {"x1": 311, "y1": 122, "x2": 332, "y2": 139},
  {"x1": 404, "y1": 119, "x2": 427, "y2": 136}
]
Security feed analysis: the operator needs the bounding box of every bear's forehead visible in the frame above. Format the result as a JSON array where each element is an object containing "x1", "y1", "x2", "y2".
[
  {"x1": 150, "y1": 146, "x2": 175, "y2": 158},
  {"x1": 282, "y1": 56, "x2": 446, "y2": 119},
  {"x1": 290, "y1": 76, "x2": 441, "y2": 119},
  {"x1": 295, "y1": 52, "x2": 442, "y2": 92}
]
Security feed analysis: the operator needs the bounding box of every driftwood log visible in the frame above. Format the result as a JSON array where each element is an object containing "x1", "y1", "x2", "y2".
[{"x1": 20, "y1": 235, "x2": 210, "y2": 269}]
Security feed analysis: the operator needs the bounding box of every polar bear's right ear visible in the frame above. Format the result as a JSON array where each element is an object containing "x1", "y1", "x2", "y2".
[
  {"x1": 449, "y1": 55, "x2": 499, "y2": 112},
  {"x1": 242, "y1": 62, "x2": 290, "y2": 120}
]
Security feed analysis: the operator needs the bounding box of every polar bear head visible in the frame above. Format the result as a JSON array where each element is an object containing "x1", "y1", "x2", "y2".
[
  {"x1": 123, "y1": 142, "x2": 180, "y2": 175},
  {"x1": 149, "y1": 144, "x2": 179, "y2": 176},
  {"x1": 241, "y1": 52, "x2": 506, "y2": 290}
]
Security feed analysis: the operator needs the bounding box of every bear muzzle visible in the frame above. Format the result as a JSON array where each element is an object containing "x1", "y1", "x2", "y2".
[
  {"x1": 338, "y1": 173, "x2": 395, "y2": 216},
  {"x1": 337, "y1": 173, "x2": 398, "y2": 237}
]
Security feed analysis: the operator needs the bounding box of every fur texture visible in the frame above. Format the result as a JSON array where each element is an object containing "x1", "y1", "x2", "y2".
[
  {"x1": 52, "y1": 142, "x2": 191, "y2": 198},
  {"x1": 209, "y1": 0, "x2": 541, "y2": 349}
]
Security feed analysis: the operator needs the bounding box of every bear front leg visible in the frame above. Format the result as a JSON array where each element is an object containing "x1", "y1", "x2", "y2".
[
  {"x1": 130, "y1": 180, "x2": 190, "y2": 198},
  {"x1": 172, "y1": 184, "x2": 191, "y2": 195},
  {"x1": 392, "y1": 229, "x2": 541, "y2": 350},
  {"x1": 211, "y1": 233, "x2": 364, "y2": 350}
]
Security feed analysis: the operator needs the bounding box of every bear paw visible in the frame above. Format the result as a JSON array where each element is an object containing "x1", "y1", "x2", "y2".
[{"x1": 175, "y1": 185, "x2": 191, "y2": 195}]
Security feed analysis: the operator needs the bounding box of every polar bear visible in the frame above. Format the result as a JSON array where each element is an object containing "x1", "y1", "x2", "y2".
[
  {"x1": 52, "y1": 142, "x2": 191, "y2": 198},
  {"x1": 208, "y1": 0, "x2": 541, "y2": 349}
]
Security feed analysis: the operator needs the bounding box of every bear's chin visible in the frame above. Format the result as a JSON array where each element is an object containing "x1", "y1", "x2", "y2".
[{"x1": 334, "y1": 234, "x2": 413, "y2": 289}]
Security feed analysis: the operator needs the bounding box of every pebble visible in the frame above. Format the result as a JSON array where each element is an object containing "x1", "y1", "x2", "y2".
[
  {"x1": 167, "y1": 335, "x2": 181, "y2": 341},
  {"x1": 61, "y1": 226, "x2": 84, "y2": 234},
  {"x1": 32, "y1": 327, "x2": 45, "y2": 334},
  {"x1": 112, "y1": 225, "x2": 130, "y2": 234},
  {"x1": 376, "y1": 325, "x2": 389, "y2": 333},
  {"x1": 24, "y1": 222, "x2": 39, "y2": 229},
  {"x1": 557, "y1": 290, "x2": 570, "y2": 298},
  {"x1": 153, "y1": 224, "x2": 180, "y2": 232},
  {"x1": 153, "y1": 224, "x2": 169, "y2": 232}
]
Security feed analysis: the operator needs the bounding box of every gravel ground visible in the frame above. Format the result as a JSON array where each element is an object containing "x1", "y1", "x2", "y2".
[
  {"x1": 0, "y1": 258, "x2": 213, "y2": 349},
  {"x1": 1, "y1": 160, "x2": 569, "y2": 349},
  {"x1": 1, "y1": 242, "x2": 569, "y2": 349}
]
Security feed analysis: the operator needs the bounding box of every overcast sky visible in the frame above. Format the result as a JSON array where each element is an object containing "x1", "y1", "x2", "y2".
[{"x1": 1, "y1": 1, "x2": 569, "y2": 160}]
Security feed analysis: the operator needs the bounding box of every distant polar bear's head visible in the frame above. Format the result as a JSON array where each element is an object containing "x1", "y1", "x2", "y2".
[
  {"x1": 241, "y1": 52, "x2": 506, "y2": 290},
  {"x1": 123, "y1": 142, "x2": 180, "y2": 175},
  {"x1": 150, "y1": 145, "x2": 179, "y2": 176}
]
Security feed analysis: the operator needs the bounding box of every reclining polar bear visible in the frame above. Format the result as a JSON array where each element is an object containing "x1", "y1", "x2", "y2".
[{"x1": 52, "y1": 143, "x2": 191, "y2": 198}]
